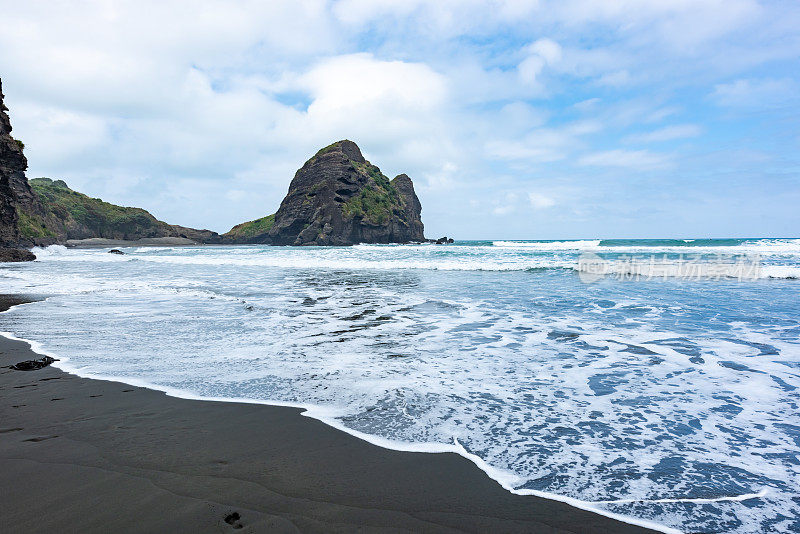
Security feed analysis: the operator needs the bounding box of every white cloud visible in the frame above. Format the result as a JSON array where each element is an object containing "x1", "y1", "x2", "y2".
[
  {"x1": 10, "y1": 103, "x2": 108, "y2": 169},
  {"x1": 578, "y1": 149, "x2": 671, "y2": 170},
  {"x1": 0, "y1": 0, "x2": 796, "y2": 238},
  {"x1": 492, "y1": 192, "x2": 520, "y2": 215},
  {"x1": 334, "y1": 0, "x2": 545, "y2": 33},
  {"x1": 422, "y1": 161, "x2": 459, "y2": 191},
  {"x1": 295, "y1": 54, "x2": 448, "y2": 146},
  {"x1": 486, "y1": 120, "x2": 600, "y2": 163},
  {"x1": 644, "y1": 106, "x2": 680, "y2": 123},
  {"x1": 597, "y1": 70, "x2": 631, "y2": 87},
  {"x1": 528, "y1": 192, "x2": 556, "y2": 209},
  {"x1": 625, "y1": 124, "x2": 702, "y2": 143},
  {"x1": 486, "y1": 139, "x2": 566, "y2": 163},
  {"x1": 492, "y1": 205, "x2": 515, "y2": 216},
  {"x1": 711, "y1": 78, "x2": 796, "y2": 108},
  {"x1": 518, "y1": 38, "x2": 562, "y2": 85},
  {"x1": 300, "y1": 54, "x2": 446, "y2": 110},
  {"x1": 333, "y1": 0, "x2": 761, "y2": 50},
  {"x1": 530, "y1": 39, "x2": 562, "y2": 64},
  {"x1": 550, "y1": 0, "x2": 761, "y2": 50},
  {"x1": 573, "y1": 98, "x2": 601, "y2": 111}
]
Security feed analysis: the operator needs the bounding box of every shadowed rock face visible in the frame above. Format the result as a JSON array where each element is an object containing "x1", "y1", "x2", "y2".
[
  {"x1": 391, "y1": 173, "x2": 424, "y2": 243},
  {"x1": 226, "y1": 140, "x2": 425, "y2": 245},
  {"x1": 0, "y1": 78, "x2": 30, "y2": 247},
  {"x1": 0, "y1": 247, "x2": 36, "y2": 262},
  {"x1": 3, "y1": 85, "x2": 422, "y2": 250}
]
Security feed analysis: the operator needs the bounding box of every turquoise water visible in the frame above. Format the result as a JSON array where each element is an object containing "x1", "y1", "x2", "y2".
[{"x1": 1, "y1": 238, "x2": 799, "y2": 533}]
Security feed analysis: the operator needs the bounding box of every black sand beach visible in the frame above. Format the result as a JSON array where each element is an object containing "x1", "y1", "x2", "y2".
[{"x1": 0, "y1": 295, "x2": 655, "y2": 533}]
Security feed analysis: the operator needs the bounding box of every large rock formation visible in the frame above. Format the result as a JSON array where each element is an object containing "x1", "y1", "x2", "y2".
[
  {"x1": 224, "y1": 140, "x2": 425, "y2": 245},
  {"x1": 0, "y1": 78, "x2": 29, "y2": 248},
  {"x1": 3, "y1": 84, "x2": 424, "y2": 250},
  {"x1": 1, "y1": 79, "x2": 38, "y2": 261}
]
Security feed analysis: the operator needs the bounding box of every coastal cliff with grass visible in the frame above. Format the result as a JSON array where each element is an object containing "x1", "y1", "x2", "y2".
[
  {"x1": 2, "y1": 77, "x2": 426, "y2": 255},
  {"x1": 0, "y1": 77, "x2": 219, "y2": 257},
  {"x1": 19, "y1": 178, "x2": 220, "y2": 244},
  {"x1": 0, "y1": 78, "x2": 34, "y2": 260},
  {"x1": 223, "y1": 140, "x2": 425, "y2": 245}
]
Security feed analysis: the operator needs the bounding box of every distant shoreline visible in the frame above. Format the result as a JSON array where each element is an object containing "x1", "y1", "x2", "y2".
[
  {"x1": 62, "y1": 237, "x2": 204, "y2": 248},
  {"x1": 0, "y1": 294, "x2": 658, "y2": 533},
  {"x1": 58, "y1": 238, "x2": 448, "y2": 248}
]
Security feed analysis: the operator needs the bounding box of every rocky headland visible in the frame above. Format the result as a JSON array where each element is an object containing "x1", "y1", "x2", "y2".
[
  {"x1": 224, "y1": 140, "x2": 425, "y2": 245},
  {"x1": 20, "y1": 177, "x2": 221, "y2": 245},
  {"x1": 0, "y1": 79, "x2": 36, "y2": 261},
  {"x1": 2, "y1": 78, "x2": 433, "y2": 257},
  {"x1": 0, "y1": 78, "x2": 220, "y2": 260}
]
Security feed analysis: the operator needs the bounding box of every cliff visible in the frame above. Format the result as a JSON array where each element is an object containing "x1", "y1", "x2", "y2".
[
  {"x1": 0, "y1": 80, "x2": 27, "y2": 245},
  {"x1": 3, "y1": 83, "x2": 426, "y2": 250},
  {"x1": 0, "y1": 77, "x2": 220, "y2": 251},
  {"x1": 0, "y1": 79, "x2": 36, "y2": 260},
  {"x1": 20, "y1": 178, "x2": 221, "y2": 244},
  {"x1": 224, "y1": 140, "x2": 425, "y2": 245}
]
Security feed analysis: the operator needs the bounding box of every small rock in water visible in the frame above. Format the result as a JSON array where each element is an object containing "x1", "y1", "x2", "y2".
[
  {"x1": 108, "y1": 249, "x2": 125, "y2": 255},
  {"x1": 10, "y1": 356, "x2": 58, "y2": 371},
  {"x1": 434, "y1": 236, "x2": 454, "y2": 244}
]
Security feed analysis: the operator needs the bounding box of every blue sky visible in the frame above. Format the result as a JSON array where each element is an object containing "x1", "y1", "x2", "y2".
[{"x1": 1, "y1": 0, "x2": 798, "y2": 239}]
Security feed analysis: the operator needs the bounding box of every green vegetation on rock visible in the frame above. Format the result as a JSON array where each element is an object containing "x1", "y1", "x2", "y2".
[
  {"x1": 223, "y1": 139, "x2": 425, "y2": 245},
  {"x1": 342, "y1": 186, "x2": 392, "y2": 224},
  {"x1": 16, "y1": 207, "x2": 55, "y2": 238},
  {"x1": 315, "y1": 141, "x2": 345, "y2": 157},
  {"x1": 23, "y1": 178, "x2": 171, "y2": 240},
  {"x1": 342, "y1": 161, "x2": 402, "y2": 225},
  {"x1": 224, "y1": 213, "x2": 275, "y2": 238}
]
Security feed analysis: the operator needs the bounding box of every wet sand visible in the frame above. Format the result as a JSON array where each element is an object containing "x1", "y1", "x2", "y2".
[{"x1": 0, "y1": 295, "x2": 656, "y2": 533}]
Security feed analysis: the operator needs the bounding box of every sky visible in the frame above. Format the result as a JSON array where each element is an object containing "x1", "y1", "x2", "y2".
[{"x1": 1, "y1": 0, "x2": 798, "y2": 239}]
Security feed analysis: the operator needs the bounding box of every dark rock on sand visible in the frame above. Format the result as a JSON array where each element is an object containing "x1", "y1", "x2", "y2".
[
  {"x1": 10, "y1": 355, "x2": 57, "y2": 371},
  {"x1": 0, "y1": 246, "x2": 35, "y2": 262},
  {"x1": 108, "y1": 249, "x2": 124, "y2": 255},
  {"x1": 224, "y1": 140, "x2": 426, "y2": 245}
]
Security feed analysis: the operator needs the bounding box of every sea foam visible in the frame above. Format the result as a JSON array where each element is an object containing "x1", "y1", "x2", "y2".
[{"x1": 3, "y1": 240, "x2": 800, "y2": 533}]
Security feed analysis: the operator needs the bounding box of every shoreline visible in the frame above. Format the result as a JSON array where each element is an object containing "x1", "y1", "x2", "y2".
[
  {"x1": 1, "y1": 295, "x2": 662, "y2": 533},
  {"x1": 63, "y1": 237, "x2": 206, "y2": 248}
]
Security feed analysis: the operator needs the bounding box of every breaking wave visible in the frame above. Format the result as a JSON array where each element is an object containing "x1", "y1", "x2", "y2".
[{"x1": 5, "y1": 238, "x2": 800, "y2": 533}]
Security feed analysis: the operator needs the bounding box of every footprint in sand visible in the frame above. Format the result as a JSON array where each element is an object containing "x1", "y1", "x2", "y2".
[
  {"x1": 224, "y1": 512, "x2": 244, "y2": 529},
  {"x1": 23, "y1": 435, "x2": 58, "y2": 442}
]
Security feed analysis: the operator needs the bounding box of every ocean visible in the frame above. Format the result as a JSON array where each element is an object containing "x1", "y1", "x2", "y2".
[{"x1": 2, "y1": 238, "x2": 799, "y2": 533}]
